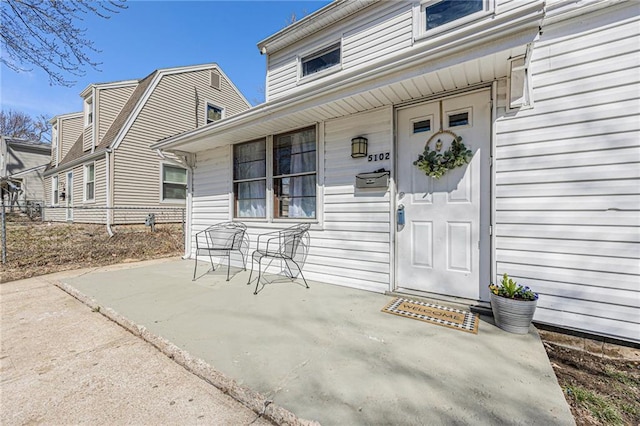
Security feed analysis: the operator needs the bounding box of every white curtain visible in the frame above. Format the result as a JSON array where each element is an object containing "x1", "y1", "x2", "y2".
[{"x1": 289, "y1": 130, "x2": 316, "y2": 218}]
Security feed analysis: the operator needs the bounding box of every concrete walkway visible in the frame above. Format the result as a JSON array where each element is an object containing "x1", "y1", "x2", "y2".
[
  {"x1": 56, "y1": 258, "x2": 574, "y2": 425},
  {"x1": 0, "y1": 269, "x2": 272, "y2": 426}
]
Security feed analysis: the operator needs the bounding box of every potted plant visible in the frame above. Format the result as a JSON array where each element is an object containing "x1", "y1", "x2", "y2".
[{"x1": 489, "y1": 273, "x2": 539, "y2": 334}]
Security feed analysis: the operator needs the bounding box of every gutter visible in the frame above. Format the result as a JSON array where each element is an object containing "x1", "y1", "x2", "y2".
[
  {"x1": 43, "y1": 149, "x2": 105, "y2": 177},
  {"x1": 105, "y1": 149, "x2": 114, "y2": 237}
]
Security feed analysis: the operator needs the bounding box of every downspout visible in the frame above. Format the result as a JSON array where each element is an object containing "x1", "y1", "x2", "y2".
[
  {"x1": 156, "y1": 149, "x2": 194, "y2": 259},
  {"x1": 105, "y1": 148, "x2": 114, "y2": 237}
]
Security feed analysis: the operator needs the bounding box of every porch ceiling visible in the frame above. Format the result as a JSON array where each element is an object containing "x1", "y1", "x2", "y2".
[{"x1": 157, "y1": 43, "x2": 527, "y2": 154}]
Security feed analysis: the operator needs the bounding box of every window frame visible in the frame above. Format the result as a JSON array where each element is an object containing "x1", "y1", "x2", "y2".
[
  {"x1": 84, "y1": 96, "x2": 94, "y2": 126},
  {"x1": 415, "y1": 0, "x2": 493, "y2": 41},
  {"x1": 298, "y1": 41, "x2": 342, "y2": 83},
  {"x1": 232, "y1": 138, "x2": 267, "y2": 219},
  {"x1": 231, "y1": 126, "x2": 318, "y2": 223},
  {"x1": 160, "y1": 163, "x2": 188, "y2": 203},
  {"x1": 83, "y1": 162, "x2": 95, "y2": 203},
  {"x1": 205, "y1": 101, "x2": 225, "y2": 124},
  {"x1": 52, "y1": 175, "x2": 59, "y2": 206}
]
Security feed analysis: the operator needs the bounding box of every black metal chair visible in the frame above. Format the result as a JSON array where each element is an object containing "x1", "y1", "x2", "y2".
[
  {"x1": 193, "y1": 222, "x2": 247, "y2": 281},
  {"x1": 247, "y1": 223, "x2": 311, "y2": 294}
]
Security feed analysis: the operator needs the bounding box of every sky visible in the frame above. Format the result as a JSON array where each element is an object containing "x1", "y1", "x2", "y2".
[{"x1": 1, "y1": 0, "x2": 331, "y2": 121}]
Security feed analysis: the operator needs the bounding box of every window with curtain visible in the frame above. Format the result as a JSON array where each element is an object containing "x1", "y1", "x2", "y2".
[
  {"x1": 232, "y1": 127, "x2": 317, "y2": 220},
  {"x1": 233, "y1": 139, "x2": 266, "y2": 218},
  {"x1": 273, "y1": 127, "x2": 316, "y2": 219},
  {"x1": 84, "y1": 163, "x2": 95, "y2": 201},
  {"x1": 162, "y1": 164, "x2": 187, "y2": 200}
]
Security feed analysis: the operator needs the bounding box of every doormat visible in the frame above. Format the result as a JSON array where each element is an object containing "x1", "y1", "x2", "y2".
[{"x1": 382, "y1": 297, "x2": 479, "y2": 334}]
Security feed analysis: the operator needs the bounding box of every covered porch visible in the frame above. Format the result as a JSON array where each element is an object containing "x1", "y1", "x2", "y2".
[{"x1": 62, "y1": 258, "x2": 573, "y2": 425}]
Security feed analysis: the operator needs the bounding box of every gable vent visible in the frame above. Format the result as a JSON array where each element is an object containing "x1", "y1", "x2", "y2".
[{"x1": 210, "y1": 71, "x2": 221, "y2": 90}]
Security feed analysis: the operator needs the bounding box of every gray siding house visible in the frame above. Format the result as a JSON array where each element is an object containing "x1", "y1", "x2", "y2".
[
  {"x1": 44, "y1": 63, "x2": 251, "y2": 226},
  {"x1": 0, "y1": 136, "x2": 50, "y2": 210},
  {"x1": 153, "y1": 0, "x2": 639, "y2": 344}
]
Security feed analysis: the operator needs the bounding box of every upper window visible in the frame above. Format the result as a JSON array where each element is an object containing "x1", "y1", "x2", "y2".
[
  {"x1": 162, "y1": 165, "x2": 187, "y2": 201},
  {"x1": 301, "y1": 43, "x2": 341, "y2": 78},
  {"x1": 206, "y1": 103, "x2": 224, "y2": 124},
  {"x1": 425, "y1": 0, "x2": 483, "y2": 30},
  {"x1": 233, "y1": 127, "x2": 317, "y2": 220},
  {"x1": 84, "y1": 97, "x2": 93, "y2": 126},
  {"x1": 84, "y1": 163, "x2": 95, "y2": 202}
]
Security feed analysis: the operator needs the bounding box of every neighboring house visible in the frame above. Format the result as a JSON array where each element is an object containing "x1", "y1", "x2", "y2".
[
  {"x1": 0, "y1": 136, "x2": 50, "y2": 210},
  {"x1": 43, "y1": 63, "x2": 251, "y2": 225},
  {"x1": 153, "y1": 1, "x2": 639, "y2": 344}
]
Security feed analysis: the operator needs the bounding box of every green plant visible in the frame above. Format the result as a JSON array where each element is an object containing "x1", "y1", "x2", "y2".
[
  {"x1": 489, "y1": 273, "x2": 538, "y2": 301},
  {"x1": 565, "y1": 385, "x2": 624, "y2": 425},
  {"x1": 413, "y1": 135, "x2": 472, "y2": 179}
]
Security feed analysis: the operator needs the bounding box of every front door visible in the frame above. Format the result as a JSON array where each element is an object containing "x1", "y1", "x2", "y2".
[
  {"x1": 396, "y1": 90, "x2": 491, "y2": 300},
  {"x1": 66, "y1": 171, "x2": 73, "y2": 222}
]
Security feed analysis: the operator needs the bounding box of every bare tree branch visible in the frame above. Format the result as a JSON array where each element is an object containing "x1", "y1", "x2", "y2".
[
  {"x1": 0, "y1": 109, "x2": 51, "y2": 143},
  {"x1": 0, "y1": 0, "x2": 127, "y2": 87}
]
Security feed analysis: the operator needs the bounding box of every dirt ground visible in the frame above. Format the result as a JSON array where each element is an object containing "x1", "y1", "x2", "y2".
[{"x1": 1, "y1": 217, "x2": 639, "y2": 425}]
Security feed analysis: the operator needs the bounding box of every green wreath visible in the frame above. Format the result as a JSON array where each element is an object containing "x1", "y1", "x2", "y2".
[{"x1": 413, "y1": 131, "x2": 473, "y2": 179}]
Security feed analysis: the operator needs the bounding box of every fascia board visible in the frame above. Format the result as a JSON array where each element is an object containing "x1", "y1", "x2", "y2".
[
  {"x1": 50, "y1": 111, "x2": 82, "y2": 124},
  {"x1": 156, "y1": 3, "x2": 543, "y2": 151},
  {"x1": 8, "y1": 163, "x2": 48, "y2": 178},
  {"x1": 43, "y1": 150, "x2": 104, "y2": 177},
  {"x1": 110, "y1": 63, "x2": 220, "y2": 151}
]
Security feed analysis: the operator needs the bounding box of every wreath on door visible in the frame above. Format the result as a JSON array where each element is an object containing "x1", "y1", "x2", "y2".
[{"x1": 413, "y1": 130, "x2": 473, "y2": 179}]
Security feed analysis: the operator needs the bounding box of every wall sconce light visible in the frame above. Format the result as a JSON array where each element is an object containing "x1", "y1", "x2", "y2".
[{"x1": 351, "y1": 136, "x2": 368, "y2": 158}]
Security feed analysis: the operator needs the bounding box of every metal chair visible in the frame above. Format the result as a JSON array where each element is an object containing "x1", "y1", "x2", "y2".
[
  {"x1": 247, "y1": 223, "x2": 311, "y2": 294},
  {"x1": 193, "y1": 222, "x2": 247, "y2": 281}
]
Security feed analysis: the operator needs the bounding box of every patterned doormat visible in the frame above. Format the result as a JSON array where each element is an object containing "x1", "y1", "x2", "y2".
[{"x1": 382, "y1": 297, "x2": 479, "y2": 334}]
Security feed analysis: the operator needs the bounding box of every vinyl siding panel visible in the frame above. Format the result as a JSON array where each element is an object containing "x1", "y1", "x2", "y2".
[
  {"x1": 97, "y1": 85, "x2": 136, "y2": 145},
  {"x1": 494, "y1": 4, "x2": 640, "y2": 343},
  {"x1": 113, "y1": 68, "x2": 248, "y2": 222},
  {"x1": 83, "y1": 125, "x2": 93, "y2": 152},
  {"x1": 60, "y1": 116, "x2": 83, "y2": 160}
]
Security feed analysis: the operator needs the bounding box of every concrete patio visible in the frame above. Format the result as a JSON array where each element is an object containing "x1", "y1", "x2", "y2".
[{"x1": 62, "y1": 258, "x2": 574, "y2": 425}]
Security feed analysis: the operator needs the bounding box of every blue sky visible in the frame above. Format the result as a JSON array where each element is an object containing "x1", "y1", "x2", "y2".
[{"x1": 1, "y1": 1, "x2": 330, "y2": 120}]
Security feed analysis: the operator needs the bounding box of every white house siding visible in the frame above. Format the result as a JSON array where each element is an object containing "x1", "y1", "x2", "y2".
[
  {"x1": 317, "y1": 107, "x2": 392, "y2": 292},
  {"x1": 97, "y1": 85, "x2": 137, "y2": 145},
  {"x1": 82, "y1": 125, "x2": 93, "y2": 152},
  {"x1": 113, "y1": 68, "x2": 249, "y2": 223},
  {"x1": 494, "y1": 4, "x2": 640, "y2": 343},
  {"x1": 59, "y1": 116, "x2": 82, "y2": 161},
  {"x1": 190, "y1": 108, "x2": 393, "y2": 293}
]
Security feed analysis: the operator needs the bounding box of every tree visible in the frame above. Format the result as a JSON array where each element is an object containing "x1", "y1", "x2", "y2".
[
  {"x1": 0, "y1": 0, "x2": 126, "y2": 87},
  {"x1": 0, "y1": 109, "x2": 51, "y2": 142}
]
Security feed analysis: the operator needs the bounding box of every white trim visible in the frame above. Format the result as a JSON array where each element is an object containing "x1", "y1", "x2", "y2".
[
  {"x1": 160, "y1": 162, "x2": 188, "y2": 203},
  {"x1": 66, "y1": 171, "x2": 73, "y2": 221},
  {"x1": 205, "y1": 101, "x2": 226, "y2": 124},
  {"x1": 83, "y1": 161, "x2": 95, "y2": 203},
  {"x1": 507, "y1": 53, "x2": 534, "y2": 111}
]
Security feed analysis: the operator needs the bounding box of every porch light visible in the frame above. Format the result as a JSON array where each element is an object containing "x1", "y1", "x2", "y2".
[{"x1": 351, "y1": 136, "x2": 368, "y2": 158}]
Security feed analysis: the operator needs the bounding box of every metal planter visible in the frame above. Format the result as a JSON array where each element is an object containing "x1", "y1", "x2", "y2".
[{"x1": 490, "y1": 293, "x2": 538, "y2": 334}]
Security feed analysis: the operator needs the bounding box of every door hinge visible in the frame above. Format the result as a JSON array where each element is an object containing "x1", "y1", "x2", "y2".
[
  {"x1": 489, "y1": 156, "x2": 493, "y2": 168},
  {"x1": 489, "y1": 225, "x2": 493, "y2": 236}
]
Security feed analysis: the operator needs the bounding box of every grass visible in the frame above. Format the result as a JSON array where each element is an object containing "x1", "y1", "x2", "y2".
[{"x1": 565, "y1": 385, "x2": 624, "y2": 425}]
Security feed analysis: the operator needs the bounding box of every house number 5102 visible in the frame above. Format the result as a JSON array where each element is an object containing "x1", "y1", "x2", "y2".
[{"x1": 368, "y1": 152, "x2": 390, "y2": 162}]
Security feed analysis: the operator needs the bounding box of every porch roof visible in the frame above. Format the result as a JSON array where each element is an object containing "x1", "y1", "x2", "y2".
[{"x1": 153, "y1": 21, "x2": 540, "y2": 154}]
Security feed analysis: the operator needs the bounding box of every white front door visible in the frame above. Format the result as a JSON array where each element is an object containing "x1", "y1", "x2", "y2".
[
  {"x1": 396, "y1": 90, "x2": 491, "y2": 300},
  {"x1": 66, "y1": 171, "x2": 73, "y2": 222}
]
